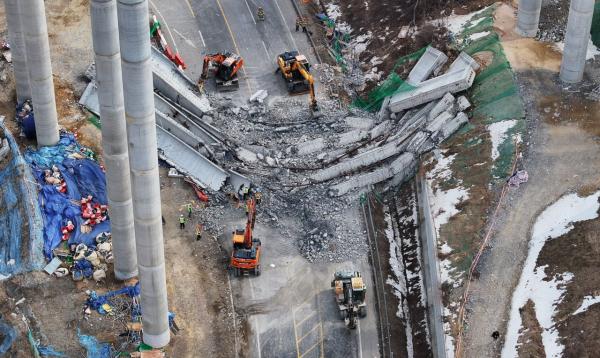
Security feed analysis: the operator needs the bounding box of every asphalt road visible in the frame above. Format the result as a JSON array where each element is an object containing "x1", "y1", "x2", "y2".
[
  {"x1": 151, "y1": 1, "x2": 380, "y2": 357},
  {"x1": 151, "y1": 0, "x2": 317, "y2": 101},
  {"x1": 223, "y1": 209, "x2": 380, "y2": 358}
]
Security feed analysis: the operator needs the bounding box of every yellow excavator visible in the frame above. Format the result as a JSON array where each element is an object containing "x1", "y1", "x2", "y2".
[{"x1": 276, "y1": 51, "x2": 321, "y2": 118}]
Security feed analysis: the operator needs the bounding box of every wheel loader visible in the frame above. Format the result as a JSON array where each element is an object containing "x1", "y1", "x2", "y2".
[{"x1": 331, "y1": 271, "x2": 367, "y2": 329}]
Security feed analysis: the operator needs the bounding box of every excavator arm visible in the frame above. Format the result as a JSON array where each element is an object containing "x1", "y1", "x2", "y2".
[
  {"x1": 295, "y1": 62, "x2": 320, "y2": 115},
  {"x1": 201, "y1": 53, "x2": 226, "y2": 80}
]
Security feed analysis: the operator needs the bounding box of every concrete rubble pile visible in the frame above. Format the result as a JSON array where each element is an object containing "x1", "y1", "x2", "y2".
[{"x1": 78, "y1": 45, "x2": 475, "y2": 263}]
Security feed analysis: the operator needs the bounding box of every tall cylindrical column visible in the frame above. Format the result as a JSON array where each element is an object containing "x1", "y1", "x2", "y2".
[
  {"x1": 91, "y1": 0, "x2": 138, "y2": 280},
  {"x1": 19, "y1": 0, "x2": 59, "y2": 147},
  {"x1": 516, "y1": 0, "x2": 542, "y2": 37},
  {"x1": 3, "y1": 0, "x2": 31, "y2": 104},
  {"x1": 117, "y1": 0, "x2": 170, "y2": 348},
  {"x1": 560, "y1": 0, "x2": 595, "y2": 83}
]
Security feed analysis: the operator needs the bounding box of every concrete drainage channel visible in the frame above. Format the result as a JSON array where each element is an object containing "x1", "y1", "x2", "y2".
[{"x1": 361, "y1": 192, "x2": 394, "y2": 358}]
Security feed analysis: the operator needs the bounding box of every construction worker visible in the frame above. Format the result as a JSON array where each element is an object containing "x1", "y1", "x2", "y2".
[
  {"x1": 254, "y1": 188, "x2": 262, "y2": 205},
  {"x1": 242, "y1": 185, "x2": 250, "y2": 201},
  {"x1": 257, "y1": 7, "x2": 265, "y2": 21},
  {"x1": 179, "y1": 214, "x2": 186, "y2": 230},
  {"x1": 295, "y1": 17, "x2": 312, "y2": 34},
  {"x1": 195, "y1": 224, "x2": 203, "y2": 241},
  {"x1": 187, "y1": 203, "x2": 193, "y2": 218}
]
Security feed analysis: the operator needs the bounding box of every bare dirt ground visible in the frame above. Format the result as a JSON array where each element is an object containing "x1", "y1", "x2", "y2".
[
  {"x1": 461, "y1": 5, "x2": 600, "y2": 357},
  {"x1": 0, "y1": 1, "x2": 237, "y2": 356}
]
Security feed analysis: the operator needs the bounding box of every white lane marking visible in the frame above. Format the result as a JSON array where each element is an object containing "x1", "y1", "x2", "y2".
[
  {"x1": 173, "y1": 28, "x2": 197, "y2": 49},
  {"x1": 273, "y1": 0, "x2": 298, "y2": 50},
  {"x1": 183, "y1": 0, "x2": 196, "y2": 17},
  {"x1": 226, "y1": 271, "x2": 240, "y2": 358},
  {"x1": 261, "y1": 40, "x2": 270, "y2": 58},
  {"x1": 149, "y1": 0, "x2": 180, "y2": 54},
  {"x1": 357, "y1": 319, "x2": 364, "y2": 358},
  {"x1": 198, "y1": 30, "x2": 207, "y2": 48},
  {"x1": 244, "y1": 0, "x2": 257, "y2": 25},
  {"x1": 249, "y1": 279, "x2": 262, "y2": 358}
]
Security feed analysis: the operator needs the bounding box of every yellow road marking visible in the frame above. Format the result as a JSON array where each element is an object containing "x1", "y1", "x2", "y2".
[
  {"x1": 183, "y1": 0, "x2": 196, "y2": 17},
  {"x1": 214, "y1": 0, "x2": 253, "y2": 95},
  {"x1": 292, "y1": 307, "x2": 301, "y2": 358},
  {"x1": 294, "y1": 311, "x2": 316, "y2": 328},
  {"x1": 299, "y1": 340, "x2": 322, "y2": 358},
  {"x1": 319, "y1": 323, "x2": 324, "y2": 358},
  {"x1": 298, "y1": 323, "x2": 321, "y2": 342},
  {"x1": 293, "y1": 294, "x2": 315, "y2": 313}
]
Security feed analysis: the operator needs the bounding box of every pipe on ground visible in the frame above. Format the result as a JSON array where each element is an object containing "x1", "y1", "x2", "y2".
[
  {"x1": 559, "y1": 0, "x2": 595, "y2": 83},
  {"x1": 3, "y1": 0, "x2": 31, "y2": 104},
  {"x1": 91, "y1": 0, "x2": 138, "y2": 280},
  {"x1": 19, "y1": 0, "x2": 59, "y2": 146},
  {"x1": 516, "y1": 0, "x2": 542, "y2": 37},
  {"x1": 117, "y1": 0, "x2": 170, "y2": 348}
]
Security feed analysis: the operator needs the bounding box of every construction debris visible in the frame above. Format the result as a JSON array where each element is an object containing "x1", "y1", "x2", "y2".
[{"x1": 390, "y1": 66, "x2": 477, "y2": 112}]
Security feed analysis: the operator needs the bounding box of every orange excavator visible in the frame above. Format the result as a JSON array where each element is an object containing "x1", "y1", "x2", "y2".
[
  {"x1": 231, "y1": 196, "x2": 261, "y2": 276},
  {"x1": 199, "y1": 52, "x2": 244, "y2": 91},
  {"x1": 276, "y1": 51, "x2": 321, "y2": 118}
]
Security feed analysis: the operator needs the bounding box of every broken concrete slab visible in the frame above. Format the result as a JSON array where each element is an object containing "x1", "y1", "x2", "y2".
[
  {"x1": 329, "y1": 152, "x2": 417, "y2": 196},
  {"x1": 288, "y1": 137, "x2": 326, "y2": 156},
  {"x1": 344, "y1": 116, "x2": 375, "y2": 130},
  {"x1": 311, "y1": 137, "x2": 408, "y2": 182},
  {"x1": 389, "y1": 67, "x2": 476, "y2": 113},
  {"x1": 426, "y1": 110, "x2": 454, "y2": 134},
  {"x1": 448, "y1": 51, "x2": 480, "y2": 73},
  {"x1": 370, "y1": 120, "x2": 392, "y2": 140},
  {"x1": 377, "y1": 96, "x2": 391, "y2": 121},
  {"x1": 250, "y1": 90, "x2": 268, "y2": 103},
  {"x1": 407, "y1": 46, "x2": 449, "y2": 85},
  {"x1": 456, "y1": 95, "x2": 471, "y2": 111},
  {"x1": 338, "y1": 129, "x2": 370, "y2": 146},
  {"x1": 156, "y1": 125, "x2": 227, "y2": 191},
  {"x1": 428, "y1": 93, "x2": 455, "y2": 122},
  {"x1": 440, "y1": 112, "x2": 469, "y2": 140}
]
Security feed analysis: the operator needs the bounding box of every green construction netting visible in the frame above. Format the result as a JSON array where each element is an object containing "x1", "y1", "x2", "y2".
[
  {"x1": 460, "y1": 32, "x2": 525, "y2": 178},
  {"x1": 591, "y1": 1, "x2": 600, "y2": 47},
  {"x1": 351, "y1": 46, "x2": 427, "y2": 111}
]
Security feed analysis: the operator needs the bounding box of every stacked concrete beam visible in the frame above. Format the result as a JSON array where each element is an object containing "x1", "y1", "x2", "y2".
[
  {"x1": 407, "y1": 46, "x2": 448, "y2": 85},
  {"x1": 559, "y1": 0, "x2": 595, "y2": 83},
  {"x1": 90, "y1": 0, "x2": 138, "y2": 280},
  {"x1": 117, "y1": 0, "x2": 170, "y2": 348},
  {"x1": 3, "y1": 0, "x2": 31, "y2": 104},
  {"x1": 20, "y1": 0, "x2": 59, "y2": 146},
  {"x1": 516, "y1": 0, "x2": 543, "y2": 37}
]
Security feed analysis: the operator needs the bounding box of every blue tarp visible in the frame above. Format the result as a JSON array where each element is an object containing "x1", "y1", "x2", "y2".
[
  {"x1": 77, "y1": 330, "x2": 112, "y2": 358},
  {"x1": 0, "y1": 319, "x2": 17, "y2": 354},
  {"x1": 0, "y1": 121, "x2": 45, "y2": 277},
  {"x1": 87, "y1": 282, "x2": 142, "y2": 313},
  {"x1": 24, "y1": 133, "x2": 110, "y2": 259}
]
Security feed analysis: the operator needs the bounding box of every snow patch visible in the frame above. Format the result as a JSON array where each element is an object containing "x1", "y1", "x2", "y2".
[
  {"x1": 553, "y1": 39, "x2": 600, "y2": 61},
  {"x1": 325, "y1": 3, "x2": 342, "y2": 20},
  {"x1": 431, "y1": 6, "x2": 490, "y2": 35},
  {"x1": 469, "y1": 31, "x2": 491, "y2": 41},
  {"x1": 573, "y1": 295, "x2": 600, "y2": 315},
  {"x1": 426, "y1": 151, "x2": 470, "y2": 236},
  {"x1": 502, "y1": 191, "x2": 600, "y2": 358},
  {"x1": 384, "y1": 211, "x2": 414, "y2": 358},
  {"x1": 488, "y1": 119, "x2": 518, "y2": 161}
]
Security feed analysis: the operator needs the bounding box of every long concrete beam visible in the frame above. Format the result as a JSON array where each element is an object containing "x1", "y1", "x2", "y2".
[
  {"x1": 117, "y1": 0, "x2": 169, "y2": 348},
  {"x1": 90, "y1": 0, "x2": 137, "y2": 280},
  {"x1": 20, "y1": 0, "x2": 59, "y2": 146},
  {"x1": 559, "y1": 0, "x2": 595, "y2": 83},
  {"x1": 3, "y1": 0, "x2": 31, "y2": 104},
  {"x1": 516, "y1": 0, "x2": 542, "y2": 37}
]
